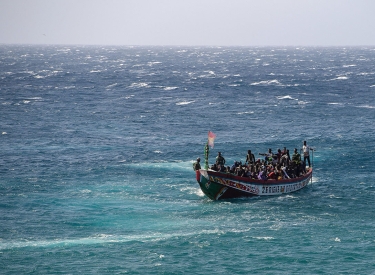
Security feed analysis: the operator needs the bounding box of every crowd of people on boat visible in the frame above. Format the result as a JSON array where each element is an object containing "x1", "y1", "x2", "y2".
[{"x1": 193, "y1": 141, "x2": 314, "y2": 180}]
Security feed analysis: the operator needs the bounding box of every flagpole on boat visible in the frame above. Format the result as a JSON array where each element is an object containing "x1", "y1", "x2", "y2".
[{"x1": 204, "y1": 142, "x2": 209, "y2": 170}]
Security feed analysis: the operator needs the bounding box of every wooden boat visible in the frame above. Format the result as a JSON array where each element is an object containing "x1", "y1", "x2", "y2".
[
  {"x1": 195, "y1": 132, "x2": 313, "y2": 200},
  {"x1": 196, "y1": 168, "x2": 312, "y2": 200}
]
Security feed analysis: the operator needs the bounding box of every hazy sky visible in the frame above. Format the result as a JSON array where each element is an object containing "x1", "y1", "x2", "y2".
[{"x1": 1, "y1": 0, "x2": 375, "y2": 46}]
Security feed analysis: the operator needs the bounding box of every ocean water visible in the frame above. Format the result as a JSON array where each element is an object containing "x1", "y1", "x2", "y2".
[{"x1": 1, "y1": 45, "x2": 375, "y2": 274}]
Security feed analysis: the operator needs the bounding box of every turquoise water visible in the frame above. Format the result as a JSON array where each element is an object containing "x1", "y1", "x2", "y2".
[{"x1": 1, "y1": 45, "x2": 375, "y2": 274}]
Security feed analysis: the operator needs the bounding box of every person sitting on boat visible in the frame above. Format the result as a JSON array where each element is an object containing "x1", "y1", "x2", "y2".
[
  {"x1": 230, "y1": 162, "x2": 237, "y2": 173},
  {"x1": 274, "y1": 164, "x2": 282, "y2": 180},
  {"x1": 268, "y1": 169, "x2": 276, "y2": 180},
  {"x1": 286, "y1": 161, "x2": 296, "y2": 178},
  {"x1": 251, "y1": 167, "x2": 258, "y2": 179},
  {"x1": 235, "y1": 164, "x2": 244, "y2": 177},
  {"x1": 216, "y1": 152, "x2": 226, "y2": 167},
  {"x1": 210, "y1": 163, "x2": 218, "y2": 171},
  {"x1": 302, "y1": 140, "x2": 314, "y2": 168},
  {"x1": 244, "y1": 167, "x2": 251, "y2": 177},
  {"x1": 245, "y1": 150, "x2": 255, "y2": 165},
  {"x1": 225, "y1": 166, "x2": 231, "y2": 173},
  {"x1": 193, "y1": 157, "x2": 201, "y2": 171},
  {"x1": 258, "y1": 166, "x2": 268, "y2": 180}
]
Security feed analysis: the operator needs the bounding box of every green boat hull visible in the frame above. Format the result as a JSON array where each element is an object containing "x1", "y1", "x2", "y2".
[{"x1": 196, "y1": 169, "x2": 313, "y2": 200}]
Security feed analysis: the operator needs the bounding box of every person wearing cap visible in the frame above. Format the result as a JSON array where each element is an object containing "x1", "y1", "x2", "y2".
[{"x1": 193, "y1": 157, "x2": 201, "y2": 171}]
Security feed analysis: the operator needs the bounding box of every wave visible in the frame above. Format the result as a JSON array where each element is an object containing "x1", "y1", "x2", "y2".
[
  {"x1": 106, "y1": 83, "x2": 118, "y2": 88},
  {"x1": 180, "y1": 186, "x2": 205, "y2": 197},
  {"x1": 164, "y1": 87, "x2": 178, "y2": 91},
  {"x1": 198, "y1": 71, "x2": 216, "y2": 78},
  {"x1": 327, "y1": 102, "x2": 344, "y2": 105},
  {"x1": 237, "y1": 111, "x2": 254, "y2": 115},
  {"x1": 330, "y1": 76, "x2": 348, "y2": 81},
  {"x1": 251, "y1": 79, "x2": 281, "y2": 86},
  {"x1": 176, "y1": 100, "x2": 195, "y2": 106},
  {"x1": 276, "y1": 95, "x2": 297, "y2": 100},
  {"x1": 129, "y1": 82, "x2": 149, "y2": 88},
  {"x1": 356, "y1": 105, "x2": 375, "y2": 109},
  {"x1": 0, "y1": 229, "x2": 229, "y2": 250},
  {"x1": 26, "y1": 97, "x2": 43, "y2": 100},
  {"x1": 253, "y1": 236, "x2": 274, "y2": 240},
  {"x1": 125, "y1": 160, "x2": 193, "y2": 171},
  {"x1": 147, "y1": 61, "x2": 162, "y2": 66}
]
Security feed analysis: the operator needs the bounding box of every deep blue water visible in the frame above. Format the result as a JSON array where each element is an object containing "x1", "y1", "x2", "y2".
[{"x1": 1, "y1": 45, "x2": 375, "y2": 274}]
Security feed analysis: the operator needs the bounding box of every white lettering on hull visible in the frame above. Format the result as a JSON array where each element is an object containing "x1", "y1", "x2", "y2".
[{"x1": 209, "y1": 175, "x2": 310, "y2": 196}]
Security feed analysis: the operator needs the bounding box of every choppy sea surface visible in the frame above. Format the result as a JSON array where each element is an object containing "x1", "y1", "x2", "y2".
[{"x1": 1, "y1": 45, "x2": 375, "y2": 274}]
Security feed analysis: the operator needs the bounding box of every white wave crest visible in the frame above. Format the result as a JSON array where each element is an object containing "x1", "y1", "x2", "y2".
[
  {"x1": 356, "y1": 105, "x2": 375, "y2": 109},
  {"x1": 164, "y1": 87, "x2": 178, "y2": 91},
  {"x1": 253, "y1": 236, "x2": 274, "y2": 240},
  {"x1": 276, "y1": 95, "x2": 296, "y2": 100},
  {"x1": 176, "y1": 101, "x2": 195, "y2": 106},
  {"x1": 106, "y1": 83, "x2": 118, "y2": 88},
  {"x1": 198, "y1": 71, "x2": 216, "y2": 78},
  {"x1": 147, "y1": 61, "x2": 162, "y2": 66},
  {"x1": 251, "y1": 80, "x2": 281, "y2": 86},
  {"x1": 330, "y1": 76, "x2": 348, "y2": 81},
  {"x1": 129, "y1": 83, "x2": 149, "y2": 88},
  {"x1": 237, "y1": 111, "x2": 254, "y2": 115}
]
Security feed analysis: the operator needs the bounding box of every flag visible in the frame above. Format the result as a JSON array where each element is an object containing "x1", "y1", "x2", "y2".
[{"x1": 207, "y1": 131, "x2": 216, "y2": 148}]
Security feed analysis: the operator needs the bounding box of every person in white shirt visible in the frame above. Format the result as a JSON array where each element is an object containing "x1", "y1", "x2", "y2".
[{"x1": 302, "y1": 140, "x2": 313, "y2": 167}]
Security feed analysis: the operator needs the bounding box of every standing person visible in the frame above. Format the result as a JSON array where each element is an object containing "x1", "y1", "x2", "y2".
[
  {"x1": 216, "y1": 152, "x2": 226, "y2": 167},
  {"x1": 280, "y1": 147, "x2": 290, "y2": 167},
  {"x1": 259, "y1": 148, "x2": 273, "y2": 163},
  {"x1": 292, "y1": 148, "x2": 301, "y2": 177},
  {"x1": 193, "y1": 158, "x2": 201, "y2": 171},
  {"x1": 245, "y1": 150, "x2": 255, "y2": 165},
  {"x1": 302, "y1": 140, "x2": 313, "y2": 168}
]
